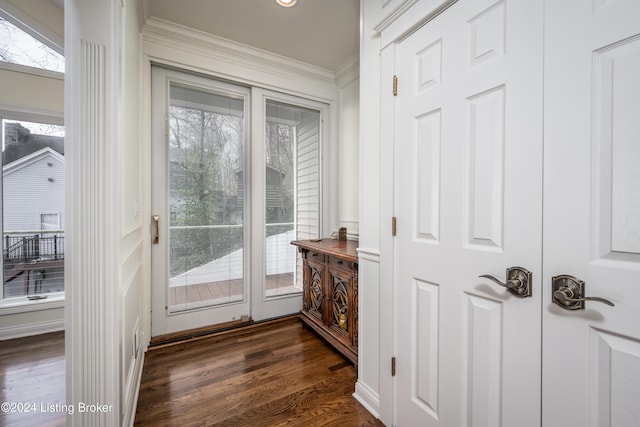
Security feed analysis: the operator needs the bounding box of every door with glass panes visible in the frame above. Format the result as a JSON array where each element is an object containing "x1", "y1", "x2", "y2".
[{"x1": 151, "y1": 67, "x2": 328, "y2": 336}]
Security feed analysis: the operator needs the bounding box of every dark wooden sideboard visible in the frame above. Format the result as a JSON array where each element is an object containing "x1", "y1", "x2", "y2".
[{"x1": 291, "y1": 239, "x2": 359, "y2": 365}]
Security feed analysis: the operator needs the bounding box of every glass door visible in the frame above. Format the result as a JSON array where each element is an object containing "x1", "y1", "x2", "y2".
[
  {"x1": 250, "y1": 89, "x2": 329, "y2": 321},
  {"x1": 151, "y1": 69, "x2": 330, "y2": 335},
  {"x1": 151, "y1": 67, "x2": 250, "y2": 336}
]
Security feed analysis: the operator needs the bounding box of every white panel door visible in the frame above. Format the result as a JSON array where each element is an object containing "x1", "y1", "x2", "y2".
[
  {"x1": 543, "y1": 0, "x2": 640, "y2": 425},
  {"x1": 395, "y1": 0, "x2": 543, "y2": 425}
]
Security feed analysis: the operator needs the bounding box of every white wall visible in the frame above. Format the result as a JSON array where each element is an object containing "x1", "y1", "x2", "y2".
[
  {"x1": 353, "y1": 0, "x2": 384, "y2": 420},
  {"x1": 0, "y1": 304, "x2": 64, "y2": 339},
  {"x1": 0, "y1": 0, "x2": 65, "y2": 340},
  {"x1": 119, "y1": 0, "x2": 145, "y2": 424},
  {"x1": 337, "y1": 59, "x2": 360, "y2": 237}
]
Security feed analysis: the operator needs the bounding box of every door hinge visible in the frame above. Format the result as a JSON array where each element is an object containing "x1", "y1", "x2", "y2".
[
  {"x1": 393, "y1": 75, "x2": 398, "y2": 96},
  {"x1": 165, "y1": 116, "x2": 169, "y2": 136},
  {"x1": 391, "y1": 357, "x2": 396, "y2": 376},
  {"x1": 392, "y1": 217, "x2": 397, "y2": 236}
]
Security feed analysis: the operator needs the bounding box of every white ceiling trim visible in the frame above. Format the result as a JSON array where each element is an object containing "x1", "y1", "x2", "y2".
[{"x1": 142, "y1": 17, "x2": 340, "y2": 102}]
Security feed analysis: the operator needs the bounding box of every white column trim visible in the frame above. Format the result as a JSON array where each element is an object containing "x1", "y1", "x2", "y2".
[{"x1": 65, "y1": 1, "x2": 121, "y2": 425}]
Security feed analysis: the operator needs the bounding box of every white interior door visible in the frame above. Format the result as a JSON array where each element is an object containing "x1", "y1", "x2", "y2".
[
  {"x1": 151, "y1": 66, "x2": 251, "y2": 336},
  {"x1": 542, "y1": 0, "x2": 640, "y2": 425},
  {"x1": 394, "y1": 0, "x2": 543, "y2": 425}
]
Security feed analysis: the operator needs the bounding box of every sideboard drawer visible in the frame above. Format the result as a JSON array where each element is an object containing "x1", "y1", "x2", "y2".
[
  {"x1": 307, "y1": 251, "x2": 325, "y2": 263},
  {"x1": 327, "y1": 255, "x2": 356, "y2": 272}
]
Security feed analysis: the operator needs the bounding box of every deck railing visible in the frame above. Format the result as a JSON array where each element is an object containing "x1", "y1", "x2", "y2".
[{"x1": 3, "y1": 230, "x2": 65, "y2": 263}]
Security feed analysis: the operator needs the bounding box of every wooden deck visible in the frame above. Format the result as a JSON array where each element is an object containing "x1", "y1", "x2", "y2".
[
  {"x1": 2, "y1": 260, "x2": 65, "y2": 298},
  {"x1": 169, "y1": 272, "x2": 296, "y2": 309}
]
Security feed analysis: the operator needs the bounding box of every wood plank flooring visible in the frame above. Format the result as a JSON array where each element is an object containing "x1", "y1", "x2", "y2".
[
  {"x1": 0, "y1": 331, "x2": 65, "y2": 427},
  {"x1": 0, "y1": 317, "x2": 380, "y2": 427},
  {"x1": 135, "y1": 317, "x2": 382, "y2": 426}
]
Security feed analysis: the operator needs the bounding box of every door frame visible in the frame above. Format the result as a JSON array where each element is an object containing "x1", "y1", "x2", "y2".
[
  {"x1": 141, "y1": 25, "x2": 342, "y2": 342},
  {"x1": 150, "y1": 67, "x2": 334, "y2": 335},
  {"x1": 374, "y1": 3, "x2": 461, "y2": 424}
]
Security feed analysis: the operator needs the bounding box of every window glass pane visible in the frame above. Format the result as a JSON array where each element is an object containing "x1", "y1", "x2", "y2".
[
  {"x1": 265, "y1": 100, "x2": 320, "y2": 297},
  {"x1": 2, "y1": 120, "x2": 65, "y2": 299},
  {"x1": 168, "y1": 83, "x2": 245, "y2": 312},
  {"x1": 0, "y1": 17, "x2": 64, "y2": 73},
  {"x1": 40, "y1": 213, "x2": 60, "y2": 230}
]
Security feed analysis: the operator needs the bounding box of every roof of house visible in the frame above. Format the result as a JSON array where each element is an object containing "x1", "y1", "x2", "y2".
[
  {"x1": 3, "y1": 146, "x2": 64, "y2": 177},
  {"x1": 3, "y1": 123, "x2": 64, "y2": 166}
]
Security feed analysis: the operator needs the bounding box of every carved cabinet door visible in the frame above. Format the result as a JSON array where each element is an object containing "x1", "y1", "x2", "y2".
[
  {"x1": 327, "y1": 266, "x2": 354, "y2": 348},
  {"x1": 305, "y1": 258, "x2": 326, "y2": 325}
]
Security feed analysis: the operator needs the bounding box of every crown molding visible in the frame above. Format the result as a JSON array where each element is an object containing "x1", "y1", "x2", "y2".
[
  {"x1": 335, "y1": 53, "x2": 359, "y2": 86},
  {"x1": 143, "y1": 17, "x2": 339, "y2": 96}
]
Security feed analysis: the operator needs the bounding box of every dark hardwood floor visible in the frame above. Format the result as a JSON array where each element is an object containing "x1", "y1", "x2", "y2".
[
  {"x1": 135, "y1": 317, "x2": 382, "y2": 426},
  {"x1": 0, "y1": 331, "x2": 65, "y2": 427},
  {"x1": 0, "y1": 317, "x2": 380, "y2": 427}
]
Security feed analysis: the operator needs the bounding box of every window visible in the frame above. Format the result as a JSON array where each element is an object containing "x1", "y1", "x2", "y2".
[
  {"x1": 265, "y1": 100, "x2": 321, "y2": 297},
  {"x1": 167, "y1": 82, "x2": 246, "y2": 311},
  {"x1": 0, "y1": 16, "x2": 64, "y2": 73},
  {"x1": 2, "y1": 119, "x2": 65, "y2": 300},
  {"x1": 40, "y1": 213, "x2": 60, "y2": 230}
]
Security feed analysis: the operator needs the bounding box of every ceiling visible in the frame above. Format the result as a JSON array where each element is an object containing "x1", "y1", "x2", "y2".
[{"x1": 144, "y1": 0, "x2": 360, "y2": 72}]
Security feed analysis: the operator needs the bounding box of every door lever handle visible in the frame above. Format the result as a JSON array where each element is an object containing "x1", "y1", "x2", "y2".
[
  {"x1": 553, "y1": 290, "x2": 614, "y2": 306},
  {"x1": 552, "y1": 275, "x2": 614, "y2": 310},
  {"x1": 153, "y1": 215, "x2": 159, "y2": 244},
  {"x1": 479, "y1": 266, "x2": 532, "y2": 298},
  {"x1": 479, "y1": 274, "x2": 524, "y2": 291}
]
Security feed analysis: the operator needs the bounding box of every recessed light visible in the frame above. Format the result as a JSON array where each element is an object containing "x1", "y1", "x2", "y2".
[{"x1": 276, "y1": 0, "x2": 297, "y2": 7}]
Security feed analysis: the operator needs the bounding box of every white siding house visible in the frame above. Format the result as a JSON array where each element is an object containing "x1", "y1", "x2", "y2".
[{"x1": 3, "y1": 147, "x2": 64, "y2": 232}]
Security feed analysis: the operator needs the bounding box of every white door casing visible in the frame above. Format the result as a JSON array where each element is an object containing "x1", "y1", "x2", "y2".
[
  {"x1": 542, "y1": 0, "x2": 640, "y2": 425},
  {"x1": 394, "y1": 0, "x2": 544, "y2": 425}
]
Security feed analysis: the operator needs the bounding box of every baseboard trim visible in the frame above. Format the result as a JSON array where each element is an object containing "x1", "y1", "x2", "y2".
[
  {"x1": 0, "y1": 318, "x2": 64, "y2": 340},
  {"x1": 353, "y1": 380, "x2": 381, "y2": 420},
  {"x1": 123, "y1": 350, "x2": 145, "y2": 427},
  {"x1": 148, "y1": 314, "x2": 299, "y2": 350}
]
